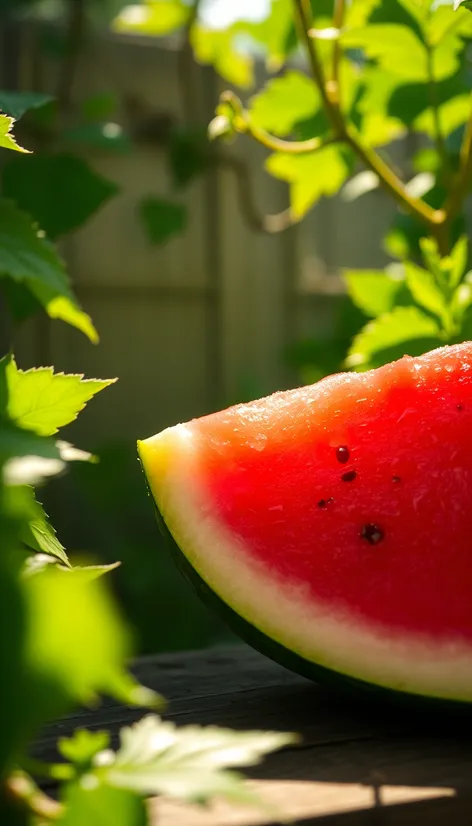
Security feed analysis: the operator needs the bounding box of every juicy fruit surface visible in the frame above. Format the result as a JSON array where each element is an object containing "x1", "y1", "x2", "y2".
[{"x1": 186, "y1": 344, "x2": 472, "y2": 641}]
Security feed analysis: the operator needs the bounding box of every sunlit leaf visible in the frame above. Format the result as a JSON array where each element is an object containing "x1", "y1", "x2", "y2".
[
  {"x1": 21, "y1": 567, "x2": 163, "y2": 730},
  {"x1": 347, "y1": 306, "x2": 441, "y2": 369},
  {"x1": 0, "y1": 199, "x2": 97, "y2": 341},
  {"x1": 240, "y1": 0, "x2": 293, "y2": 68},
  {"x1": 191, "y1": 24, "x2": 254, "y2": 88},
  {"x1": 356, "y1": 69, "x2": 407, "y2": 146},
  {"x1": 4, "y1": 356, "x2": 116, "y2": 436},
  {"x1": 449, "y1": 235, "x2": 469, "y2": 287},
  {"x1": 112, "y1": 1, "x2": 188, "y2": 35},
  {"x1": 266, "y1": 145, "x2": 351, "y2": 218},
  {"x1": 249, "y1": 71, "x2": 320, "y2": 136},
  {"x1": 405, "y1": 262, "x2": 447, "y2": 320},
  {"x1": 345, "y1": 0, "x2": 382, "y2": 27},
  {"x1": 139, "y1": 197, "x2": 187, "y2": 244},
  {"x1": 344, "y1": 268, "x2": 406, "y2": 317},
  {"x1": 343, "y1": 23, "x2": 462, "y2": 81},
  {"x1": 15, "y1": 486, "x2": 69, "y2": 565},
  {"x1": 413, "y1": 93, "x2": 470, "y2": 138},
  {"x1": 95, "y1": 715, "x2": 297, "y2": 804},
  {"x1": 342, "y1": 25, "x2": 429, "y2": 80},
  {"x1": 59, "y1": 784, "x2": 147, "y2": 826},
  {"x1": 59, "y1": 729, "x2": 110, "y2": 768},
  {"x1": 0, "y1": 114, "x2": 29, "y2": 153}
]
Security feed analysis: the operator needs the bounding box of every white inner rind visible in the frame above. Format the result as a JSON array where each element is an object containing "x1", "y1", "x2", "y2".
[{"x1": 139, "y1": 425, "x2": 472, "y2": 702}]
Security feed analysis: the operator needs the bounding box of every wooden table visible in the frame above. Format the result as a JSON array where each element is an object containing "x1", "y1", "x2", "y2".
[{"x1": 34, "y1": 644, "x2": 472, "y2": 824}]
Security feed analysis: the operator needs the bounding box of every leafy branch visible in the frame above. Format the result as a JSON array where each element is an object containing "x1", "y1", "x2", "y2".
[{"x1": 291, "y1": 0, "x2": 444, "y2": 240}]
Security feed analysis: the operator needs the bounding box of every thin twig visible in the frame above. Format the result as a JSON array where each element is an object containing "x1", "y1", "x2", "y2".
[
  {"x1": 217, "y1": 93, "x2": 340, "y2": 155},
  {"x1": 291, "y1": 0, "x2": 443, "y2": 233},
  {"x1": 242, "y1": 121, "x2": 339, "y2": 154},
  {"x1": 443, "y1": 95, "x2": 472, "y2": 226},
  {"x1": 329, "y1": 0, "x2": 345, "y2": 105},
  {"x1": 217, "y1": 153, "x2": 297, "y2": 233}
]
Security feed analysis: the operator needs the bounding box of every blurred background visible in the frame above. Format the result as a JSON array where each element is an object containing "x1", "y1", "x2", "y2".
[{"x1": 0, "y1": 0, "x2": 402, "y2": 655}]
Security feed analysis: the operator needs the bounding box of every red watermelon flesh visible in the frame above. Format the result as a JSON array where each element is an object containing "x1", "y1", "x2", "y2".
[{"x1": 138, "y1": 343, "x2": 472, "y2": 701}]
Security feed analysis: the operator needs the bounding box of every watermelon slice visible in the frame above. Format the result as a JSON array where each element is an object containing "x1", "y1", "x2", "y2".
[{"x1": 138, "y1": 343, "x2": 472, "y2": 703}]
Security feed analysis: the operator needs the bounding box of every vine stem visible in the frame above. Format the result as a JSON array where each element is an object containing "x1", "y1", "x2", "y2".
[
  {"x1": 329, "y1": 0, "x2": 345, "y2": 104},
  {"x1": 243, "y1": 121, "x2": 339, "y2": 154},
  {"x1": 291, "y1": 0, "x2": 444, "y2": 236},
  {"x1": 443, "y1": 97, "x2": 472, "y2": 227}
]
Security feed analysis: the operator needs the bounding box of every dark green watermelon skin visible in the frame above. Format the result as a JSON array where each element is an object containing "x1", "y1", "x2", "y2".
[{"x1": 144, "y1": 479, "x2": 471, "y2": 712}]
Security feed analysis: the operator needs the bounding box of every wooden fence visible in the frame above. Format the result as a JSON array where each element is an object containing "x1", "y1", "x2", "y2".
[{"x1": 11, "y1": 25, "x2": 399, "y2": 450}]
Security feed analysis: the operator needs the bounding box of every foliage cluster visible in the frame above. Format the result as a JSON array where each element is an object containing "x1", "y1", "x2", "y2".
[
  {"x1": 116, "y1": 0, "x2": 472, "y2": 377},
  {"x1": 0, "y1": 83, "x2": 293, "y2": 826}
]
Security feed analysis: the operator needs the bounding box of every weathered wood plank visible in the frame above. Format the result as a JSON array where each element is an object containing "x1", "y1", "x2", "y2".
[{"x1": 34, "y1": 644, "x2": 472, "y2": 824}]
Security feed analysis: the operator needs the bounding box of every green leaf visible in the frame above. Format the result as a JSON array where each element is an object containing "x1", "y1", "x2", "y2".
[
  {"x1": 454, "y1": 0, "x2": 472, "y2": 11},
  {"x1": 112, "y1": 1, "x2": 189, "y2": 35},
  {"x1": 5, "y1": 356, "x2": 117, "y2": 436},
  {"x1": 21, "y1": 567, "x2": 164, "y2": 730},
  {"x1": 240, "y1": 0, "x2": 293, "y2": 68},
  {"x1": 59, "y1": 729, "x2": 111, "y2": 768},
  {"x1": 191, "y1": 24, "x2": 254, "y2": 88},
  {"x1": 0, "y1": 114, "x2": 29, "y2": 153},
  {"x1": 0, "y1": 199, "x2": 98, "y2": 341},
  {"x1": 343, "y1": 23, "x2": 463, "y2": 82},
  {"x1": 97, "y1": 715, "x2": 297, "y2": 804},
  {"x1": 344, "y1": 269, "x2": 406, "y2": 317},
  {"x1": 451, "y1": 279, "x2": 472, "y2": 326},
  {"x1": 347, "y1": 306, "x2": 441, "y2": 369},
  {"x1": 0, "y1": 91, "x2": 53, "y2": 120},
  {"x1": 59, "y1": 784, "x2": 147, "y2": 826},
  {"x1": 357, "y1": 69, "x2": 406, "y2": 146},
  {"x1": 17, "y1": 486, "x2": 69, "y2": 566},
  {"x1": 406, "y1": 262, "x2": 448, "y2": 320},
  {"x1": 266, "y1": 145, "x2": 351, "y2": 218},
  {"x1": 139, "y1": 197, "x2": 187, "y2": 245},
  {"x1": 2, "y1": 154, "x2": 118, "y2": 240},
  {"x1": 249, "y1": 71, "x2": 320, "y2": 137},
  {"x1": 414, "y1": 93, "x2": 470, "y2": 138},
  {"x1": 342, "y1": 25, "x2": 430, "y2": 80},
  {"x1": 449, "y1": 235, "x2": 469, "y2": 287}
]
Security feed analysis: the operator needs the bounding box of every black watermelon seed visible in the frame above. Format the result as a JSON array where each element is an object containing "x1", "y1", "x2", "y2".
[
  {"x1": 318, "y1": 497, "x2": 334, "y2": 509},
  {"x1": 457, "y1": 403, "x2": 464, "y2": 411},
  {"x1": 360, "y1": 524, "x2": 384, "y2": 545},
  {"x1": 392, "y1": 475, "x2": 401, "y2": 483},
  {"x1": 336, "y1": 446, "x2": 350, "y2": 464},
  {"x1": 341, "y1": 470, "x2": 357, "y2": 482}
]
